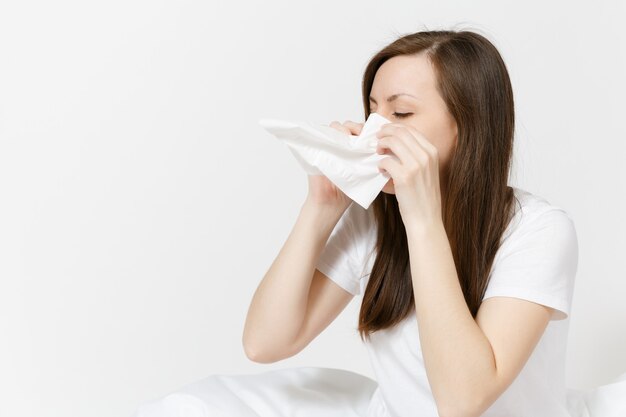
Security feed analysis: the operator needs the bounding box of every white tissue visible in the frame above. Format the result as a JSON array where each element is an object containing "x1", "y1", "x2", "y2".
[{"x1": 258, "y1": 112, "x2": 393, "y2": 209}]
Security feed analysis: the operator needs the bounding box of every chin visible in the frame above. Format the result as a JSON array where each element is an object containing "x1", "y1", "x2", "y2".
[{"x1": 381, "y1": 179, "x2": 395, "y2": 194}]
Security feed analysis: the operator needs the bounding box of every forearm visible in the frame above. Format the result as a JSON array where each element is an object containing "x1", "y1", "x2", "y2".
[
  {"x1": 242, "y1": 202, "x2": 345, "y2": 360},
  {"x1": 407, "y1": 220, "x2": 496, "y2": 416}
]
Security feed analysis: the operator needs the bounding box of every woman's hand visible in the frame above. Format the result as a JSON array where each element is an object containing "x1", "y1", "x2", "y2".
[
  {"x1": 375, "y1": 123, "x2": 443, "y2": 230},
  {"x1": 305, "y1": 120, "x2": 364, "y2": 212}
]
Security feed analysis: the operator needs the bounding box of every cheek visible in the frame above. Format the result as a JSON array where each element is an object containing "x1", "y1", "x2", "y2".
[
  {"x1": 418, "y1": 116, "x2": 456, "y2": 160},
  {"x1": 427, "y1": 133, "x2": 455, "y2": 166}
]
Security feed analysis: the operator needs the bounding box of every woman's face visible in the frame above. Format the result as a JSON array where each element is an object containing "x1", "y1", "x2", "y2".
[{"x1": 369, "y1": 52, "x2": 458, "y2": 194}]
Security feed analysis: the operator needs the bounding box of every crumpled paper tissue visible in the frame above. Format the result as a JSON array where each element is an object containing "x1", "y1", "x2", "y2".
[{"x1": 258, "y1": 112, "x2": 394, "y2": 210}]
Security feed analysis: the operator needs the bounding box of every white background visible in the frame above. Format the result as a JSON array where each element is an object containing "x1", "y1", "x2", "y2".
[{"x1": 0, "y1": 1, "x2": 625, "y2": 416}]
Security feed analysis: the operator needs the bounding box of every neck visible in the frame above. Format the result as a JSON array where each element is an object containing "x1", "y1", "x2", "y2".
[{"x1": 440, "y1": 170, "x2": 449, "y2": 213}]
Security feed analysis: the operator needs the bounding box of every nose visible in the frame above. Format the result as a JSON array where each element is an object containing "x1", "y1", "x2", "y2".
[
  {"x1": 372, "y1": 110, "x2": 391, "y2": 120},
  {"x1": 371, "y1": 109, "x2": 397, "y2": 124}
]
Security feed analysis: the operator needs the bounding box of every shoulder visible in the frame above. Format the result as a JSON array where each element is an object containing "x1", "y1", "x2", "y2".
[
  {"x1": 343, "y1": 202, "x2": 378, "y2": 273},
  {"x1": 485, "y1": 187, "x2": 579, "y2": 320},
  {"x1": 344, "y1": 202, "x2": 376, "y2": 235},
  {"x1": 327, "y1": 202, "x2": 377, "y2": 262},
  {"x1": 501, "y1": 186, "x2": 577, "y2": 245},
  {"x1": 493, "y1": 187, "x2": 579, "y2": 269}
]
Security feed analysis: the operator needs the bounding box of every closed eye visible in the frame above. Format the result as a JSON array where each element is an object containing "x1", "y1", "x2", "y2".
[{"x1": 393, "y1": 112, "x2": 412, "y2": 119}]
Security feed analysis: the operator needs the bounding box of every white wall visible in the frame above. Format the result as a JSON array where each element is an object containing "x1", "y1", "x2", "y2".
[{"x1": 0, "y1": 1, "x2": 624, "y2": 416}]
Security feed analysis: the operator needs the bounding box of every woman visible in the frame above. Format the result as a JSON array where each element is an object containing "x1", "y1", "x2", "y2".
[
  {"x1": 310, "y1": 30, "x2": 576, "y2": 417},
  {"x1": 134, "y1": 29, "x2": 624, "y2": 417}
]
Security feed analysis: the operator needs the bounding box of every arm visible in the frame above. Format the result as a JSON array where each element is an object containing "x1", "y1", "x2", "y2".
[
  {"x1": 371, "y1": 118, "x2": 561, "y2": 417},
  {"x1": 406, "y1": 220, "x2": 553, "y2": 417},
  {"x1": 242, "y1": 201, "x2": 347, "y2": 362}
]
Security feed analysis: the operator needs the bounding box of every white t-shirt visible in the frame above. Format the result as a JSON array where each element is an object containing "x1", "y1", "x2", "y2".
[{"x1": 315, "y1": 186, "x2": 579, "y2": 417}]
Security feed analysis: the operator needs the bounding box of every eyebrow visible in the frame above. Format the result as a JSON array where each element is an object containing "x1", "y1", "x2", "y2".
[{"x1": 369, "y1": 93, "x2": 419, "y2": 104}]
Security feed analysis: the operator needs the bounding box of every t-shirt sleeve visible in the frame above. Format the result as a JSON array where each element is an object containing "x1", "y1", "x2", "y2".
[
  {"x1": 315, "y1": 203, "x2": 369, "y2": 296},
  {"x1": 482, "y1": 208, "x2": 579, "y2": 321}
]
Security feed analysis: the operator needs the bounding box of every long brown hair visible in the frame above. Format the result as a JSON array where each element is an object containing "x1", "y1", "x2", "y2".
[{"x1": 358, "y1": 29, "x2": 520, "y2": 342}]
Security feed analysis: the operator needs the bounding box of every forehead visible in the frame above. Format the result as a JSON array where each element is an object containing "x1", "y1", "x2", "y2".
[{"x1": 370, "y1": 53, "x2": 439, "y2": 101}]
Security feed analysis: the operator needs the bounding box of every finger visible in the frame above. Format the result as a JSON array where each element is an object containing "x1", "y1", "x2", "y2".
[
  {"x1": 391, "y1": 124, "x2": 439, "y2": 157},
  {"x1": 377, "y1": 155, "x2": 402, "y2": 182},
  {"x1": 377, "y1": 125, "x2": 432, "y2": 164},
  {"x1": 329, "y1": 121, "x2": 351, "y2": 136},
  {"x1": 343, "y1": 120, "x2": 364, "y2": 136},
  {"x1": 376, "y1": 126, "x2": 427, "y2": 165},
  {"x1": 376, "y1": 135, "x2": 418, "y2": 167},
  {"x1": 377, "y1": 125, "x2": 424, "y2": 157}
]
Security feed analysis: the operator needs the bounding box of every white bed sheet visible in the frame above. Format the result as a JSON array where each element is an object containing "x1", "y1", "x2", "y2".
[{"x1": 133, "y1": 366, "x2": 626, "y2": 417}]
